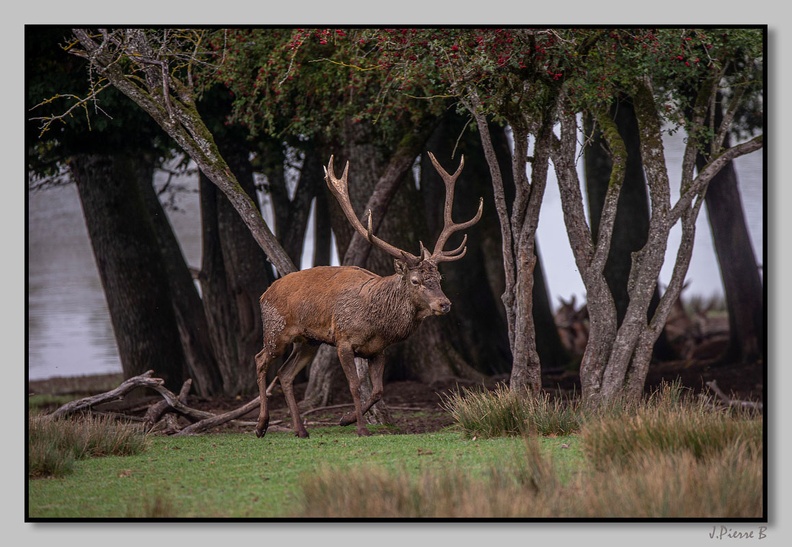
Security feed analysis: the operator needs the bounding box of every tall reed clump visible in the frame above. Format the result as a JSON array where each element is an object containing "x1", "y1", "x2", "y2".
[
  {"x1": 568, "y1": 439, "x2": 763, "y2": 518},
  {"x1": 28, "y1": 412, "x2": 149, "y2": 479},
  {"x1": 440, "y1": 383, "x2": 583, "y2": 438},
  {"x1": 571, "y1": 380, "x2": 764, "y2": 518},
  {"x1": 580, "y1": 381, "x2": 763, "y2": 469}
]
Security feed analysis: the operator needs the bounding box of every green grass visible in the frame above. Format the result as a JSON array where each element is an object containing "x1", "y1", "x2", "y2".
[
  {"x1": 291, "y1": 386, "x2": 763, "y2": 519},
  {"x1": 28, "y1": 381, "x2": 762, "y2": 519},
  {"x1": 295, "y1": 434, "x2": 762, "y2": 518},
  {"x1": 27, "y1": 427, "x2": 582, "y2": 519},
  {"x1": 28, "y1": 394, "x2": 77, "y2": 411}
]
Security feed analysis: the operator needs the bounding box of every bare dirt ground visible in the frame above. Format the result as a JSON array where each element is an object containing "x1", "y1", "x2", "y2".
[{"x1": 28, "y1": 353, "x2": 764, "y2": 436}]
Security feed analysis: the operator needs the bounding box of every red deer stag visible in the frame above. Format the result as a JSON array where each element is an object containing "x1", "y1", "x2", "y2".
[{"x1": 254, "y1": 153, "x2": 482, "y2": 438}]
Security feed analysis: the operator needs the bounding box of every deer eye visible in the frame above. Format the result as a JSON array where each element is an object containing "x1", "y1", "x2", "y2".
[{"x1": 410, "y1": 277, "x2": 420, "y2": 286}]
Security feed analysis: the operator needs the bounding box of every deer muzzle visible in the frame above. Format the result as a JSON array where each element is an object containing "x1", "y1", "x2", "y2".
[{"x1": 431, "y1": 298, "x2": 452, "y2": 316}]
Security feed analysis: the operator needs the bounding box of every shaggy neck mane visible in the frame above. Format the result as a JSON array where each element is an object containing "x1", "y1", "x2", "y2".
[{"x1": 367, "y1": 273, "x2": 422, "y2": 342}]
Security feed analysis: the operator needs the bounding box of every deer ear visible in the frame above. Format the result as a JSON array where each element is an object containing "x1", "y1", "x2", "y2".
[{"x1": 394, "y1": 259, "x2": 408, "y2": 275}]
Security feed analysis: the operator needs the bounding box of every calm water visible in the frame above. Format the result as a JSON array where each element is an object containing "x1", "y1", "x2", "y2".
[{"x1": 26, "y1": 134, "x2": 764, "y2": 380}]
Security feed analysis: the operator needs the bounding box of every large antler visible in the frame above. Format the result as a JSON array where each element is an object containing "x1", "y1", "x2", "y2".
[
  {"x1": 324, "y1": 156, "x2": 420, "y2": 263},
  {"x1": 324, "y1": 154, "x2": 483, "y2": 265},
  {"x1": 425, "y1": 152, "x2": 483, "y2": 263}
]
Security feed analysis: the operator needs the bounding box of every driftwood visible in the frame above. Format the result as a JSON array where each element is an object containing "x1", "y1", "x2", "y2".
[
  {"x1": 46, "y1": 370, "x2": 265, "y2": 435},
  {"x1": 49, "y1": 371, "x2": 165, "y2": 420}
]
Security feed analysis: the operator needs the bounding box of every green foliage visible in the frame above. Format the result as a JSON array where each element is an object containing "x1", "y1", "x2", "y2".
[
  {"x1": 28, "y1": 413, "x2": 149, "y2": 479},
  {"x1": 30, "y1": 26, "x2": 762, "y2": 180},
  {"x1": 205, "y1": 27, "x2": 762, "y2": 152},
  {"x1": 560, "y1": 28, "x2": 764, "y2": 140},
  {"x1": 205, "y1": 28, "x2": 453, "y2": 147}
]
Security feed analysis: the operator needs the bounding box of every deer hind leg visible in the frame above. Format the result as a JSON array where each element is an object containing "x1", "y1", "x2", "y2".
[
  {"x1": 336, "y1": 343, "x2": 371, "y2": 436},
  {"x1": 257, "y1": 301, "x2": 288, "y2": 438},
  {"x1": 255, "y1": 347, "x2": 279, "y2": 438},
  {"x1": 278, "y1": 343, "x2": 319, "y2": 438},
  {"x1": 340, "y1": 353, "x2": 385, "y2": 427}
]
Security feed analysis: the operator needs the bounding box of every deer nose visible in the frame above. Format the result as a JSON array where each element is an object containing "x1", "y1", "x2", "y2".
[{"x1": 439, "y1": 301, "x2": 451, "y2": 314}]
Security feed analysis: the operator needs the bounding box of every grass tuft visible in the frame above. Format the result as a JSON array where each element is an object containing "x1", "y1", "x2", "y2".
[
  {"x1": 440, "y1": 383, "x2": 583, "y2": 438},
  {"x1": 28, "y1": 412, "x2": 149, "y2": 479},
  {"x1": 569, "y1": 439, "x2": 763, "y2": 518},
  {"x1": 581, "y1": 381, "x2": 763, "y2": 469}
]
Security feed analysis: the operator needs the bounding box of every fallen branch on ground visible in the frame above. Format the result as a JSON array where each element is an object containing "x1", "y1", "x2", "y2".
[
  {"x1": 705, "y1": 380, "x2": 763, "y2": 411},
  {"x1": 49, "y1": 371, "x2": 164, "y2": 420},
  {"x1": 40, "y1": 372, "x2": 434, "y2": 435},
  {"x1": 44, "y1": 371, "x2": 262, "y2": 435}
]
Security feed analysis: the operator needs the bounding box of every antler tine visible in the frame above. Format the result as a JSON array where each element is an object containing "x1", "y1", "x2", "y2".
[
  {"x1": 325, "y1": 156, "x2": 419, "y2": 263},
  {"x1": 435, "y1": 233, "x2": 469, "y2": 262},
  {"x1": 426, "y1": 152, "x2": 484, "y2": 262}
]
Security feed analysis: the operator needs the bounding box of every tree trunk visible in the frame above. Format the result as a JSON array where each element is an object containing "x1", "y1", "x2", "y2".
[
  {"x1": 470, "y1": 102, "x2": 551, "y2": 397},
  {"x1": 420, "y1": 114, "x2": 513, "y2": 376},
  {"x1": 701, "y1": 132, "x2": 764, "y2": 366},
  {"x1": 312, "y1": 181, "x2": 333, "y2": 267},
  {"x1": 506, "y1": 120, "x2": 551, "y2": 396},
  {"x1": 583, "y1": 102, "x2": 677, "y2": 361},
  {"x1": 199, "y1": 138, "x2": 275, "y2": 396},
  {"x1": 137, "y1": 160, "x2": 224, "y2": 397},
  {"x1": 555, "y1": 82, "x2": 763, "y2": 409},
  {"x1": 72, "y1": 29, "x2": 298, "y2": 279},
  {"x1": 70, "y1": 153, "x2": 185, "y2": 392},
  {"x1": 532, "y1": 243, "x2": 572, "y2": 369},
  {"x1": 262, "y1": 140, "x2": 321, "y2": 268}
]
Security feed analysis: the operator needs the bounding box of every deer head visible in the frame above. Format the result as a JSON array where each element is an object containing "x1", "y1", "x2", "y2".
[{"x1": 324, "y1": 153, "x2": 483, "y2": 316}]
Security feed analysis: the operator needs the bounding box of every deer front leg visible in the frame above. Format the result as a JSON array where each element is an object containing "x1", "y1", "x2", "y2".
[
  {"x1": 279, "y1": 343, "x2": 319, "y2": 438},
  {"x1": 340, "y1": 353, "x2": 385, "y2": 426},
  {"x1": 337, "y1": 343, "x2": 371, "y2": 436}
]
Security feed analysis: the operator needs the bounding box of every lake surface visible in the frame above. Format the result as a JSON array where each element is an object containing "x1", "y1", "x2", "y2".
[{"x1": 26, "y1": 133, "x2": 764, "y2": 380}]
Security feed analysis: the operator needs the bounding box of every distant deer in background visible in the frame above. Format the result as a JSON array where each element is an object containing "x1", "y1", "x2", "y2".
[
  {"x1": 555, "y1": 295, "x2": 589, "y2": 359},
  {"x1": 254, "y1": 153, "x2": 483, "y2": 438}
]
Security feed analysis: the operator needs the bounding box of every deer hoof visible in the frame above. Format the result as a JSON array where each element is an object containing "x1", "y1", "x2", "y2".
[
  {"x1": 357, "y1": 427, "x2": 372, "y2": 437},
  {"x1": 296, "y1": 430, "x2": 310, "y2": 439}
]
